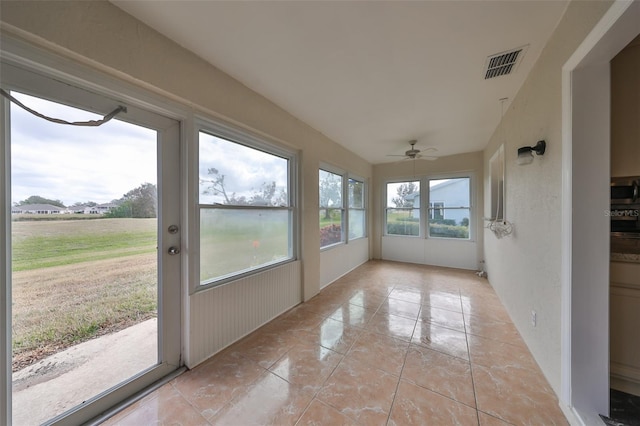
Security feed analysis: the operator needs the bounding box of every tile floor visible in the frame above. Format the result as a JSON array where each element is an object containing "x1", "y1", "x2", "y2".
[{"x1": 104, "y1": 260, "x2": 568, "y2": 425}]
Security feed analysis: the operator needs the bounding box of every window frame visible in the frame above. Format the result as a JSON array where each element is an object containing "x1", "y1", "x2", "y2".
[
  {"x1": 195, "y1": 118, "x2": 298, "y2": 290},
  {"x1": 384, "y1": 179, "x2": 422, "y2": 238},
  {"x1": 427, "y1": 176, "x2": 472, "y2": 240},
  {"x1": 319, "y1": 165, "x2": 345, "y2": 249},
  {"x1": 383, "y1": 174, "x2": 474, "y2": 241},
  {"x1": 488, "y1": 144, "x2": 505, "y2": 221},
  {"x1": 347, "y1": 175, "x2": 367, "y2": 241},
  {"x1": 319, "y1": 166, "x2": 367, "y2": 250}
]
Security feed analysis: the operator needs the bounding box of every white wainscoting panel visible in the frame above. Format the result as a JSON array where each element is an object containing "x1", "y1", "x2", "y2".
[
  {"x1": 187, "y1": 261, "x2": 301, "y2": 367},
  {"x1": 382, "y1": 236, "x2": 477, "y2": 270},
  {"x1": 320, "y1": 238, "x2": 369, "y2": 289}
]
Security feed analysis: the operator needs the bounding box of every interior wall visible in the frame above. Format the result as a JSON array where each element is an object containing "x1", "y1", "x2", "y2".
[
  {"x1": 611, "y1": 34, "x2": 640, "y2": 178},
  {"x1": 320, "y1": 238, "x2": 369, "y2": 289},
  {"x1": 482, "y1": 0, "x2": 613, "y2": 398},
  {"x1": 0, "y1": 0, "x2": 373, "y2": 368},
  {"x1": 372, "y1": 151, "x2": 484, "y2": 269}
]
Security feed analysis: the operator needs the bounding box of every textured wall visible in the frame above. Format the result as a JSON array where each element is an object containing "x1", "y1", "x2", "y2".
[{"x1": 482, "y1": 0, "x2": 613, "y2": 395}]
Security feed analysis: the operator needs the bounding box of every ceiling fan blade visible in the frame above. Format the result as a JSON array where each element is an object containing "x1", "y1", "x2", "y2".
[
  {"x1": 389, "y1": 157, "x2": 413, "y2": 164},
  {"x1": 414, "y1": 153, "x2": 438, "y2": 161},
  {"x1": 386, "y1": 141, "x2": 438, "y2": 161}
]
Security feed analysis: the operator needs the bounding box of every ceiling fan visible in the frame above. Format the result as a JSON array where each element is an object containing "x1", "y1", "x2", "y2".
[{"x1": 387, "y1": 140, "x2": 438, "y2": 161}]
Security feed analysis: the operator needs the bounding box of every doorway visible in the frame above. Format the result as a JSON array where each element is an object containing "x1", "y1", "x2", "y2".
[
  {"x1": 562, "y1": 0, "x2": 640, "y2": 423},
  {"x1": 1, "y1": 61, "x2": 182, "y2": 425}
]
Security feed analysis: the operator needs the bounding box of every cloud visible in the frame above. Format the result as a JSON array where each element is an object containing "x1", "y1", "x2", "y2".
[
  {"x1": 198, "y1": 132, "x2": 288, "y2": 204},
  {"x1": 9, "y1": 93, "x2": 290, "y2": 208},
  {"x1": 10, "y1": 93, "x2": 156, "y2": 206}
]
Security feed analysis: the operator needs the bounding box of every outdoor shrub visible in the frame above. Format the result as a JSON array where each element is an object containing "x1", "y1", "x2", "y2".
[
  {"x1": 387, "y1": 222, "x2": 419, "y2": 236},
  {"x1": 428, "y1": 223, "x2": 469, "y2": 238},
  {"x1": 399, "y1": 216, "x2": 419, "y2": 223},
  {"x1": 429, "y1": 218, "x2": 456, "y2": 226},
  {"x1": 320, "y1": 224, "x2": 342, "y2": 246}
]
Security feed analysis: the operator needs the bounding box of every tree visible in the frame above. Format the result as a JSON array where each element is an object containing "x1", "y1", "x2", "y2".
[
  {"x1": 319, "y1": 172, "x2": 342, "y2": 219},
  {"x1": 392, "y1": 182, "x2": 418, "y2": 208},
  {"x1": 349, "y1": 180, "x2": 363, "y2": 208},
  {"x1": 201, "y1": 168, "x2": 231, "y2": 204},
  {"x1": 16, "y1": 195, "x2": 65, "y2": 208},
  {"x1": 106, "y1": 183, "x2": 157, "y2": 218},
  {"x1": 201, "y1": 168, "x2": 287, "y2": 207},
  {"x1": 249, "y1": 181, "x2": 287, "y2": 206},
  {"x1": 72, "y1": 201, "x2": 97, "y2": 207}
]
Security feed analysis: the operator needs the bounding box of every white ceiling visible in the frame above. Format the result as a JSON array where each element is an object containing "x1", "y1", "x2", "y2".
[{"x1": 112, "y1": 1, "x2": 569, "y2": 164}]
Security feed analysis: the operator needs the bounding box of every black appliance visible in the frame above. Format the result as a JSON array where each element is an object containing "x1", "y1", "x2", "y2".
[
  {"x1": 611, "y1": 176, "x2": 640, "y2": 205},
  {"x1": 611, "y1": 177, "x2": 640, "y2": 253}
]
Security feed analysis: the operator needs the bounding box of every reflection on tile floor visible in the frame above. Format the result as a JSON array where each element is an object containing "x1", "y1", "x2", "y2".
[{"x1": 103, "y1": 260, "x2": 568, "y2": 425}]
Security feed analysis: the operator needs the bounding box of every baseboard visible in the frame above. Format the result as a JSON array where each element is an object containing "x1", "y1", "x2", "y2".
[
  {"x1": 611, "y1": 374, "x2": 640, "y2": 397},
  {"x1": 560, "y1": 401, "x2": 587, "y2": 426}
]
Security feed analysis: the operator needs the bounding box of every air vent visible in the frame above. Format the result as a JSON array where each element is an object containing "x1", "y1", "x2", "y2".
[{"x1": 484, "y1": 46, "x2": 528, "y2": 79}]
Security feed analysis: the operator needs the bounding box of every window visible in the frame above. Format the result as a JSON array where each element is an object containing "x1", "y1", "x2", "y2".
[
  {"x1": 429, "y1": 202, "x2": 445, "y2": 220},
  {"x1": 428, "y1": 178, "x2": 470, "y2": 239},
  {"x1": 348, "y1": 178, "x2": 365, "y2": 239},
  {"x1": 198, "y1": 130, "x2": 294, "y2": 285},
  {"x1": 319, "y1": 169, "x2": 344, "y2": 247},
  {"x1": 385, "y1": 181, "x2": 420, "y2": 236},
  {"x1": 489, "y1": 145, "x2": 505, "y2": 220}
]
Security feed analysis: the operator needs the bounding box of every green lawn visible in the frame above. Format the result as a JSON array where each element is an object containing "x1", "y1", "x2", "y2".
[
  {"x1": 11, "y1": 218, "x2": 157, "y2": 271},
  {"x1": 11, "y1": 218, "x2": 159, "y2": 370}
]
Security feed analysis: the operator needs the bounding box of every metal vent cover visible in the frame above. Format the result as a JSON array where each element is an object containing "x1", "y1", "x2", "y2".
[{"x1": 484, "y1": 45, "x2": 528, "y2": 79}]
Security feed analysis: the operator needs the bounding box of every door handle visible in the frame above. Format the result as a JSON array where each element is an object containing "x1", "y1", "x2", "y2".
[{"x1": 168, "y1": 246, "x2": 180, "y2": 255}]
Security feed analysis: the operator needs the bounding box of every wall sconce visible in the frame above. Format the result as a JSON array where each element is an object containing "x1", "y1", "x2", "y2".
[{"x1": 517, "y1": 140, "x2": 546, "y2": 165}]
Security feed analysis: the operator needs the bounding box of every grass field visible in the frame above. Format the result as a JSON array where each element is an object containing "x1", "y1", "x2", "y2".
[
  {"x1": 11, "y1": 218, "x2": 158, "y2": 371},
  {"x1": 12, "y1": 218, "x2": 156, "y2": 271}
]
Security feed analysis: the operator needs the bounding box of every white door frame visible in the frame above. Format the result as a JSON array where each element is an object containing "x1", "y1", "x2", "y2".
[
  {"x1": 1, "y1": 73, "x2": 12, "y2": 426},
  {"x1": 561, "y1": 1, "x2": 640, "y2": 423},
  {"x1": 0, "y1": 34, "x2": 189, "y2": 425}
]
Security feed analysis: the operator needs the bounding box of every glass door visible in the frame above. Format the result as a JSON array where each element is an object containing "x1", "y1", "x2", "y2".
[{"x1": 1, "y1": 62, "x2": 181, "y2": 425}]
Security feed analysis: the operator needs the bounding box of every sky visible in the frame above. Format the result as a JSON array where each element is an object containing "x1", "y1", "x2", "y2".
[
  {"x1": 10, "y1": 93, "x2": 158, "y2": 206},
  {"x1": 198, "y1": 132, "x2": 288, "y2": 204},
  {"x1": 9, "y1": 92, "x2": 290, "y2": 208}
]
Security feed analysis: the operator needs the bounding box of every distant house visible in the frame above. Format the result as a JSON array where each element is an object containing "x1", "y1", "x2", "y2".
[
  {"x1": 405, "y1": 178, "x2": 470, "y2": 224},
  {"x1": 65, "y1": 203, "x2": 119, "y2": 214},
  {"x1": 94, "y1": 203, "x2": 118, "y2": 214},
  {"x1": 12, "y1": 202, "x2": 118, "y2": 215},
  {"x1": 11, "y1": 204, "x2": 63, "y2": 214},
  {"x1": 65, "y1": 205, "x2": 87, "y2": 214}
]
